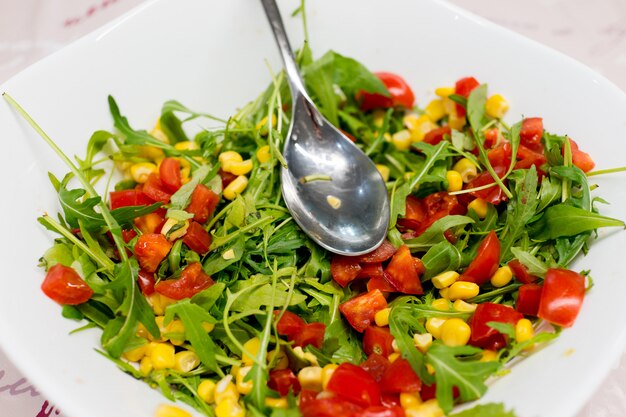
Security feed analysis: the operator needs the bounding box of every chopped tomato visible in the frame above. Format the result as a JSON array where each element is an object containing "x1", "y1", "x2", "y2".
[
  {"x1": 516, "y1": 283, "x2": 543, "y2": 317},
  {"x1": 137, "y1": 269, "x2": 156, "y2": 296},
  {"x1": 357, "y1": 263, "x2": 385, "y2": 280},
  {"x1": 367, "y1": 274, "x2": 397, "y2": 293},
  {"x1": 360, "y1": 353, "x2": 390, "y2": 383},
  {"x1": 567, "y1": 138, "x2": 595, "y2": 173},
  {"x1": 294, "y1": 322, "x2": 326, "y2": 349},
  {"x1": 454, "y1": 76, "x2": 480, "y2": 118},
  {"x1": 154, "y1": 262, "x2": 214, "y2": 300},
  {"x1": 109, "y1": 188, "x2": 153, "y2": 209},
  {"x1": 339, "y1": 290, "x2": 388, "y2": 332},
  {"x1": 538, "y1": 268, "x2": 585, "y2": 327},
  {"x1": 465, "y1": 165, "x2": 508, "y2": 205},
  {"x1": 326, "y1": 363, "x2": 381, "y2": 407},
  {"x1": 274, "y1": 310, "x2": 306, "y2": 340},
  {"x1": 519, "y1": 117, "x2": 543, "y2": 151},
  {"x1": 384, "y1": 245, "x2": 423, "y2": 294},
  {"x1": 515, "y1": 144, "x2": 547, "y2": 173},
  {"x1": 423, "y1": 126, "x2": 451, "y2": 145},
  {"x1": 358, "y1": 72, "x2": 415, "y2": 111},
  {"x1": 420, "y1": 384, "x2": 459, "y2": 401},
  {"x1": 483, "y1": 128, "x2": 499, "y2": 149},
  {"x1": 487, "y1": 142, "x2": 512, "y2": 170},
  {"x1": 459, "y1": 231, "x2": 501, "y2": 285},
  {"x1": 331, "y1": 255, "x2": 362, "y2": 287},
  {"x1": 469, "y1": 302, "x2": 523, "y2": 348},
  {"x1": 268, "y1": 369, "x2": 301, "y2": 396},
  {"x1": 134, "y1": 212, "x2": 165, "y2": 235},
  {"x1": 379, "y1": 358, "x2": 421, "y2": 394},
  {"x1": 508, "y1": 259, "x2": 538, "y2": 284},
  {"x1": 356, "y1": 240, "x2": 397, "y2": 263},
  {"x1": 363, "y1": 326, "x2": 395, "y2": 357},
  {"x1": 359, "y1": 406, "x2": 405, "y2": 417},
  {"x1": 298, "y1": 389, "x2": 318, "y2": 408},
  {"x1": 41, "y1": 264, "x2": 93, "y2": 305},
  {"x1": 300, "y1": 397, "x2": 363, "y2": 417},
  {"x1": 159, "y1": 157, "x2": 182, "y2": 192},
  {"x1": 121, "y1": 229, "x2": 137, "y2": 243},
  {"x1": 183, "y1": 221, "x2": 212, "y2": 255},
  {"x1": 219, "y1": 169, "x2": 237, "y2": 188},
  {"x1": 142, "y1": 173, "x2": 173, "y2": 204},
  {"x1": 186, "y1": 184, "x2": 220, "y2": 224},
  {"x1": 134, "y1": 233, "x2": 172, "y2": 273}
]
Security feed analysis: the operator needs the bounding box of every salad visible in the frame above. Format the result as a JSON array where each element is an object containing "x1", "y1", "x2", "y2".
[{"x1": 7, "y1": 24, "x2": 625, "y2": 417}]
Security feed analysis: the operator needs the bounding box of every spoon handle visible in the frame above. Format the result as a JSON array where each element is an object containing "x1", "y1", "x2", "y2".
[{"x1": 260, "y1": 0, "x2": 308, "y2": 98}]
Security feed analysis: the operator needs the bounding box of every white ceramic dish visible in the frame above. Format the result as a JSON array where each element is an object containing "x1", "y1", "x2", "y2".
[{"x1": 0, "y1": 1, "x2": 625, "y2": 416}]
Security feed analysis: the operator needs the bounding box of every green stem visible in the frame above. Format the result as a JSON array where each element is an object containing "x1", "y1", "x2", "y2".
[{"x1": 587, "y1": 166, "x2": 626, "y2": 177}]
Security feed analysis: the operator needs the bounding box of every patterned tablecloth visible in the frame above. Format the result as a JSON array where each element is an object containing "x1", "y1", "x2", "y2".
[{"x1": 1, "y1": 0, "x2": 624, "y2": 416}]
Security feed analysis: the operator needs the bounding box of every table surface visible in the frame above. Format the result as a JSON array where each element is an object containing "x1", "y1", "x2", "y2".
[{"x1": 1, "y1": 0, "x2": 624, "y2": 416}]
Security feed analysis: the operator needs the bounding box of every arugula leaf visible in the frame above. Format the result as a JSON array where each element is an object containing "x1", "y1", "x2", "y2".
[
  {"x1": 421, "y1": 240, "x2": 463, "y2": 279},
  {"x1": 486, "y1": 322, "x2": 515, "y2": 339},
  {"x1": 510, "y1": 247, "x2": 549, "y2": 277},
  {"x1": 531, "y1": 204, "x2": 624, "y2": 240},
  {"x1": 169, "y1": 164, "x2": 212, "y2": 210},
  {"x1": 408, "y1": 141, "x2": 450, "y2": 191},
  {"x1": 449, "y1": 403, "x2": 517, "y2": 417},
  {"x1": 405, "y1": 215, "x2": 474, "y2": 251}
]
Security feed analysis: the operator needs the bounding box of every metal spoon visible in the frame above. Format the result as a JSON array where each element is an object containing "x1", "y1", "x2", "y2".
[{"x1": 260, "y1": 0, "x2": 389, "y2": 256}]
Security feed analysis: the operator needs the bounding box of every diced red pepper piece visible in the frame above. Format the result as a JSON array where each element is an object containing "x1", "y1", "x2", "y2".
[{"x1": 137, "y1": 269, "x2": 156, "y2": 296}]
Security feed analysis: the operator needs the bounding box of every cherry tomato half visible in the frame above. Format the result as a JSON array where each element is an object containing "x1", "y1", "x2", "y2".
[
  {"x1": 363, "y1": 325, "x2": 395, "y2": 357},
  {"x1": 159, "y1": 157, "x2": 182, "y2": 193},
  {"x1": 519, "y1": 117, "x2": 544, "y2": 151},
  {"x1": 384, "y1": 245, "x2": 423, "y2": 294},
  {"x1": 379, "y1": 358, "x2": 421, "y2": 394},
  {"x1": 41, "y1": 264, "x2": 93, "y2": 305},
  {"x1": 134, "y1": 233, "x2": 172, "y2": 273},
  {"x1": 538, "y1": 268, "x2": 585, "y2": 327},
  {"x1": 326, "y1": 363, "x2": 381, "y2": 407},
  {"x1": 459, "y1": 230, "x2": 501, "y2": 286},
  {"x1": 454, "y1": 76, "x2": 480, "y2": 118},
  {"x1": 358, "y1": 72, "x2": 415, "y2": 111},
  {"x1": 274, "y1": 310, "x2": 306, "y2": 340},
  {"x1": 154, "y1": 262, "x2": 214, "y2": 300},
  {"x1": 469, "y1": 302, "x2": 523, "y2": 348},
  {"x1": 186, "y1": 184, "x2": 220, "y2": 224}
]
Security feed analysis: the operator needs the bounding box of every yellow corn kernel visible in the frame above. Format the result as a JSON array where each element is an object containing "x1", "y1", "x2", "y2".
[
  {"x1": 515, "y1": 318, "x2": 534, "y2": 344},
  {"x1": 431, "y1": 298, "x2": 451, "y2": 311},
  {"x1": 198, "y1": 379, "x2": 216, "y2": 404},
  {"x1": 321, "y1": 364, "x2": 339, "y2": 390},
  {"x1": 166, "y1": 319, "x2": 186, "y2": 346},
  {"x1": 139, "y1": 356, "x2": 153, "y2": 376},
  {"x1": 446, "y1": 170, "x2": 463, "y2": 192},
  {"x1": 150, "y1": 343, "x2": 176, "y2": 370},
  {"x1": 453, "y1": 299, "x2": 477, "y2": 313},
  {"x1": 373, "y1": 109, "x2": 386, "y2": 127},
  {"x1": 223, "y1": 175, "x2": 248, "y2": 200},
  {"x1": 227, "y1": 159, "x2": 253, "y2": 176},
  {"x1": 480, "y1": 350, "x2": 498, "y2": 362},
  {"x1": 242, "y1": 337, "x2": 261, "y2": 366},
  {"x1": 435, "y1": 86, "x2": 455, "y2": 98},
  {"x1": 292, "y1": 346, "x2": 320, "y2": 367},
  {"x1": 431, "y1": 271, "x2": 460, "y2": 289},
  {"x1": 235, "y1": 366, "x2": 253, "y2": 395},
  {"x1": 403, "y1": 113, "x2": 420, "y2": 130},
  {"x1": 178, "y1": 158, "x2": 191, "y2": 183},
  {"x1": 485, "y1": 94, "x2": 510, "y2": 119},
  {"x1": 265, "y1": 397, "x2": 288, "y2": 409},
  {"x1": 491, "y1": 265, "x2": 513, "y2": 288},
  {"x1": 161, "y1": 218, "x2": 189, "y2": 241},
  {"x1": 174, "y1": 351, "x2": 200, "y2": 373},
  {"x1": 452, "y1": 158, "x2": 478, "y2": 183},
  {"x1": 268, "y1": 348, "x2": 289, "y2": 370},
  {"x1": 174, "y1": 141, "x2": 200, "y2": 151},
  {"x1": 376, "y1": 164, "x2": 391, "y2": 182},
  {"x1": 148, "y1": 294, "x2": 176, "y2": 317},
  {"x1": 388, "y1": 352, "x2": 401, "y2": 363},
  {"x1": 426, "y1": 364, "x2": 436, "y2": 375},
  {"x1": 425, "y1": 317, "x2": 447, "y2": 340},
  {"x1": 374, "y1": 308, "x2": 391, "y2": 327},
  {"x1": 448, "y1": 281, "x2": 480, "y2": 301},
  {"x1": 215, "y1": 398, "x2": 245, "y2": 417},
  {"x1": 440, "y1": 318, "x2": 471, "y2": 347},
  {"x1": 256, "y1": 115, "x2": 277, "y2": 132},
  {"x1": 448, "y1": 113, "x2": 466, "y2": 130},
  {"x1": 215, "y1": 375, "x2": 239, "y2": 404},
  {"x1": 409, "y1": 115, "x2": 438, "y2": 142},
  {"x1": 123, "y1": 343, "x2": 148, "y2": 362},
  {"x1": 151, "y1": 123, "x2": 170, "y2": 144},
  {"x1": 425, "y1": 99, "x2": 446, "y2": 122},
  {"x1": 130, "y1": 162, "x2": 158, "y2": 183},
  {"x1": 203, "y1": 322, "x2": 215, "y2": 333},
  {"x1": 138, "y1": 145, "x2": 165, "y2": 161},
  {"x1": 442, "y1": 97, "x2": 456, "y2": 116},
  {"x1": 383, "y1": 132, "x2": 392, "y2": 142},
  {"x1": 405, "y1": 399, "x2": 444, "y2": 417},
  {"x1": 392, "y1": 129, "x2": 413, "y2": 150},
  {"x1": 468, "y1": 198, "x2": 489, "y2": 219},
  {"x1": 298, "y1": 366, "x2": 323, "y2": 391},
  {"x1": 439, "y1": 287, "x2": 450, "y2": 300},
  {"x1": 413, "y1": 333, "x2": 433, "y2": 353},
  {"x1": 219, "y1": 151, "x2": 243, "y2": 172},
  {"x1": 326, "y1": 195, "x2": 342, "y2": 209},
  {"x1": 400, "y1": 392, "x2": 422, "y2": 409},
  {"x1": 155, "y1": 404, "x2": 193, "y2": 417},
  {"x1": 256, "y1": 145, "x2": 271, "y2": 163}
]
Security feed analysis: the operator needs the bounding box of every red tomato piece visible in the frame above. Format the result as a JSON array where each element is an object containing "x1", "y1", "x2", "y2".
[
  {"x1": 356, "y1": 240, "x2": 398, "y2": 263},
  {"x1": 357, "y1": 263, "x2": 385, "y2": 280},
  {"x1": 300, "y1": 397, "x2": 363, "y2": 417},
  {"x1": 538, "y1": 268, "x2": 585, "y2": 327},
  {"x1": 516, "y1": 283, "x2": 543, "y2": 317},
  {"x1": 142, "y1": 173, "x2": 173, "y2": 204},
  {"x1": 487, "y1": 142, "x2": 512, "y2": 170},
  {"x1": 109, "y1": 188, "x2": 153, "y2": 209},
  {"x1": 298, "y1": 389, "x2": 318, "y2": 408},
  {"x1": 469, "y1": 302, "x2": 523, "y2": 348},
  {"x1": 41, "y1": 264, "x2": 94, "y2": 305},
  {"x1": 134, "y1": 233, "x2": 172, "y2": 273},
  {"x1": 465, "y1": 165, "x2": 508, "y2": 205},
  {"x1": 483, "y1": 128, "x2": 499, "y2": 149},
  {"x1": 508, "y1": 259, "x2": 538, "y2": 284},
  {"x1": 379, "y1": 358, "x2": 421, "y2": 394},
  {"x1": 186, "y1": 184, "x2": 220, "y2": 224},
  {"x1": 219, "y1": 169, "x2": 238, "y2": 188},
  {"x1": 384, "y1": 245, "x2": 423, "y2": 294},
  {"x1": 268, "y1": 369, "x2": 301, "y2": 396},
  {"x1": 358, "y1": 72, "x2": 415, "y2": 111},
  {"x1": 137, "y1": 269, "x2": 156, "y2": 296},
  {"x1": 183, "y1": 221, "x2": 212, "y2": 255},
  {"x1": 398, "y1": 195, "x2": 426, "y2": 231},
  {"x1": 515, "y1": 144, "x2": 547, "y2": 173},
  {"x1": 360, "y1": 353, "x2": 390, "y2": 383},
  {"x1": 567, "y1": 138, "x2": 595, "y2": 173},
  {"x1": 274, "y1": 310, "x2": 306, "y2": 340},
  {"x1": 154, "y1": 262, "x2": 214, "y2": 300},
  {"x1": 520, "y1": 117, "x2": 544, "y2": 151},
  {"x1": 367, "y1": 274, "x2": 397, "y2": 293},
  {"x1": 459, "y1": 231, "x2": 501, "y2": 286},
  {"x1": 420, "y1": 384, "x2": 459, "y2": 401},
  {"x1": 331, "y1": 255, "x2": 363, "y2": 287},
  {"x1": 134, "y1": 212, "x2": 165, "y2": 235},
  {"x1": 454, "y1": 76, "x2": 480, "y2": 118},
  {"x1": 339, "y1": 290, "x2": 388, "y2": 332},
  {"x1": 363, "y1": 326, "x2": 395, "y2": 357},
  {"x1": 121, "y1": 229, "x2": 137, "y2": 243},
  {"x1": 159, "y1": 157, "x2": 182, "y2": 193},
  {"x1": 294, "y1": 322, "x2": 326, "y2": 349},
  {"x1": 359, "y1": 406, "x2": 406, "y2": 417},
  {"x1": 326, "y1": 363, "x2": 381, "y2": 407},
  {"x1": 423, "y1": 126, "x2": 451, "y2": 145}
]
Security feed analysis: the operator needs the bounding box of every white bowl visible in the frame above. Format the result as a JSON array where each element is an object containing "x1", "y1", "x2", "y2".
[{"x1": 1, "y1": 1, "x2": 625, "y2": 416}]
